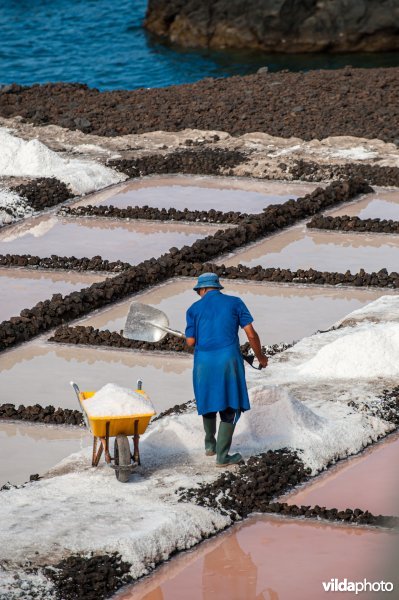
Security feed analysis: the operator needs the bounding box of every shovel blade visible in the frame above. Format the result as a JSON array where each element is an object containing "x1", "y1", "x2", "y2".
[{"x1": 123, "y1": 302, "x2": 169, "y2": 342}]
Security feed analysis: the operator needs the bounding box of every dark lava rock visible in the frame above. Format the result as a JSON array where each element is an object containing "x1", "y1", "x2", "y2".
[
  {"x1": 308, "y1": 214, "x2": 399, "y2": 235},
  {"x1": 0, "y1": 253, "x2": 131, "y2": 273},
  {"x1": 145, "y1": 0, "x2": 399, "y2": 54},
  {"x1": 45, "y1": 552, "x2": 132, "y2": 600},
  {"x1": 1, "y1": 70, "x2": 399, "y2": 142},
  {"x1": 348, "y1": 386, "x2": 399, "y2": 426},
  {"x1": 49, "y1": 326, "x2": 193, "y2": 353},
  {"x1": 177, "y1": 262, "x2": 399, "y2": 290},
  {"x1": 178, "y1": 444, "x2": 399, "y2": 529},
  {"x1": 59, "y1": 203, "x2": 246, "y2": 225},
  {"x1": 291, "y1": 160, "x2": 399, "y2": 187},
  {"x1": 0, "y1": 402, "x2": 84, "y2": 426},
  {"x1": 12, "y1": 177, "x2": 73, "y2": 211},
  {"x1": 179, "y1": 449, "x2": 310, "y2": 518},
  {"x1": 108, "y1": 147, "x2": 246, "y2": 177},
  {"x1": 152, "y1": 399, "x2": 196, "y2": 422}
]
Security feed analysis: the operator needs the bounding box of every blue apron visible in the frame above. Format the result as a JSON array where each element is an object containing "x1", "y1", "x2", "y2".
[{"x1": 193, "y1": 341, "x2": 250, "y2": 415}]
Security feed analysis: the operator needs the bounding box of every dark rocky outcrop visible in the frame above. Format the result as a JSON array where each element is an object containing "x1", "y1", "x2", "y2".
[
  {"x1": 1, "y1": 70, "x2": 399, "y2": 142},
  {"x1": 145, "y1": 0, "x2": 399, "y2": 53}
]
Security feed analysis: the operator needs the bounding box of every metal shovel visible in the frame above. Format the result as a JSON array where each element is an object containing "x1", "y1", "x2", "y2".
[
  {"x1": 123, "y1": 302, "x2": 263, "y2": 369},
  {"x1": 123, "y1": 302, "x2": 185, "y2": 342}
]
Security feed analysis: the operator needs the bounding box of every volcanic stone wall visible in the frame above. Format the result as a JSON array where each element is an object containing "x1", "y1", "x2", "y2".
[
  {"x1": 290, "y1": 160, "x2": 399, "y2": 187},
  {"x1": 0, "y1": 178, "x2": 371, "y2": 353},
  {"x1": 59, "y1": 204, "x2": 245, "y2": 225},
  {"x1": 108, "y1": 147, "x2": 246, "y2": 178},
  {"x1": 0, "y1": 254, "x2": 131, "y2": 272},
  {"x1": 175, "y1": 263, "x2": 399, "y2": 288},
  {"x1": 0, "y1": 403, "x2": 83, "y2": 426},
  {"x1": 308, "y1": 214, "x2": 399, "y2": 234}
]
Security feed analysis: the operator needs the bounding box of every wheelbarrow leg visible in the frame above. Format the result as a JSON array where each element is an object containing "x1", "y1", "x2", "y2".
[
  {"x1": 133, "y1": 420, "x2": 140, "y2": 465},
  {"x1": 92, "y1": 436, "x2": 103, "y2": 467},
  {"x1": 103, "y1": 421, "x2": 112, "y2": 464}
]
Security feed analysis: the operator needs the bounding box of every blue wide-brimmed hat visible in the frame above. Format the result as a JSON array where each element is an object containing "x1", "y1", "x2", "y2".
[{"x1": 193, "y1": 272, "x2": 224, "y2": 291}]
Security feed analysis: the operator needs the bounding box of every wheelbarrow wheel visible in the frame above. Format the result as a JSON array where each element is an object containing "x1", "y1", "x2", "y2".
[{"x1": 114, "y1": 435, "x2": 131, "y2": 483}]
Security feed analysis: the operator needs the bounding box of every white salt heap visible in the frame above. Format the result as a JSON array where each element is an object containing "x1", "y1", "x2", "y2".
[
  {"x1": 298, "y1": 323, "x2": 399, "y2": 380},
  {"x1": 0, "y1": 128, "x2": 126, "y2": 195},
  {"x1": 84, "y1": 383, "x2": 155, "y2": 417}
]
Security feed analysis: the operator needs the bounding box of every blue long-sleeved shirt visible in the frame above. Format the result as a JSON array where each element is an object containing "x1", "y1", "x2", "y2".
[{"x1": 185, "y1": 290, "x2": 253, "y2": 351}]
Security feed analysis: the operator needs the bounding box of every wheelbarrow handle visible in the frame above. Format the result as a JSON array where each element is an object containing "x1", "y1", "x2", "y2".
[
  {"x1": 70, "y1": 381, "x2": 90, "y2": 429},
  {"x1": 70, "y1": 381, "x2": 81, "y2": 401}
]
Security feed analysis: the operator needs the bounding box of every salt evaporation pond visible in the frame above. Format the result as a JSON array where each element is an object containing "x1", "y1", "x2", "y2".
[
  {"x1": 75, "y1": 176, "x2": 317, "y2": 214},
  {"x1": 0, "y1": 341, "x2": 193, "y2": 412},
  {"x1": 115, "y1": 515, "x2": 397, "y2": 600},
  {"x1": 331, "y1": 189, "x2": 399, "y2": 220},
  {"x1": 0, "y1": 421, "x2": 90, "y2": 486},
  {"x1": 220, "y1": 223, "x2": 399, "y2": 273},
  {"x1": 0, "y1": 268, "x2": 107, "y2": 322},
  {"x1": 0, "y1": 214, "x2": 223, "y2": 264},
  {"x1": 285, "y1": 432, "x2": 399, "y2": 517},
  {"x1": 79, "y1": 278, "x2": 398, "y2": 346}
]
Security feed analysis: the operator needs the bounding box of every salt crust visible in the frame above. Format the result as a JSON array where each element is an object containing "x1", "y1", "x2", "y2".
[
  {"x1": 84, "y1": 383, "x2": 155, "y2": 417},
  {"x1": 1, "y1": 296, "x2": 398, "y2": 592},
  {"x1": 0, "y1": 187, "x2": 33, "y2": 227},
  {"x1": 0, "y1": 128, "x2": 125, "y2": 195}
]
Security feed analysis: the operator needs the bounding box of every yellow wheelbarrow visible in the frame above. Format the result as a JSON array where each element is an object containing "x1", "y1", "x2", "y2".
[{"x1": 71, "y1": 380, "x2": 155, "y2": 483}]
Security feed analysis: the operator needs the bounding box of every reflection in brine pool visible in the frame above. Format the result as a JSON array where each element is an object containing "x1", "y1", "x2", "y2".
[{"x1": 115, "y1": 515, "x2": 397, "y2": 600}]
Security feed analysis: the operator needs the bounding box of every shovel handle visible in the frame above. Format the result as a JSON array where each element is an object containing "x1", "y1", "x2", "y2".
[
  {"x1": 149, "y1": 321, "x2": 186, "y2": 339},
  {"x1": 243, "y1": 354, "x2": 263, "y2": 370}
]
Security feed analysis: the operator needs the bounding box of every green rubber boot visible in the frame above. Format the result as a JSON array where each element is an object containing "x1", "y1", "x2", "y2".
[
  {"x1": 216, "y1": 422, "x2": 243, "y2": 467},
  {"x1": 202, "y1": 416, "x2": 217, "y2": 456}
]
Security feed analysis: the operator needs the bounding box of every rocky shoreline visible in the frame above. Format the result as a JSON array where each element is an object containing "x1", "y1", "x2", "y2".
[{"x1": 1, "y1": 69, "x2": 399, "y2": 142}]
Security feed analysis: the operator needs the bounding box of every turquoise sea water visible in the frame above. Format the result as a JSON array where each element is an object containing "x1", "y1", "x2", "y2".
[{"x1": 0, "y1": 0, "x2": 398, "y2": 91}]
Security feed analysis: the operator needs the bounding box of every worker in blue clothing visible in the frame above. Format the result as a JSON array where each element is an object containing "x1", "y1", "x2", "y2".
[{"x1": 185, "y1": 272, "x2": 268, "y2": 467}]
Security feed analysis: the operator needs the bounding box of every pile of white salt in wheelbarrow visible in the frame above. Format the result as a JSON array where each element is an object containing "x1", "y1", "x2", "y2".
[{"x1": 83, "y1": 383, "x2": 155, "y2": 417}]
